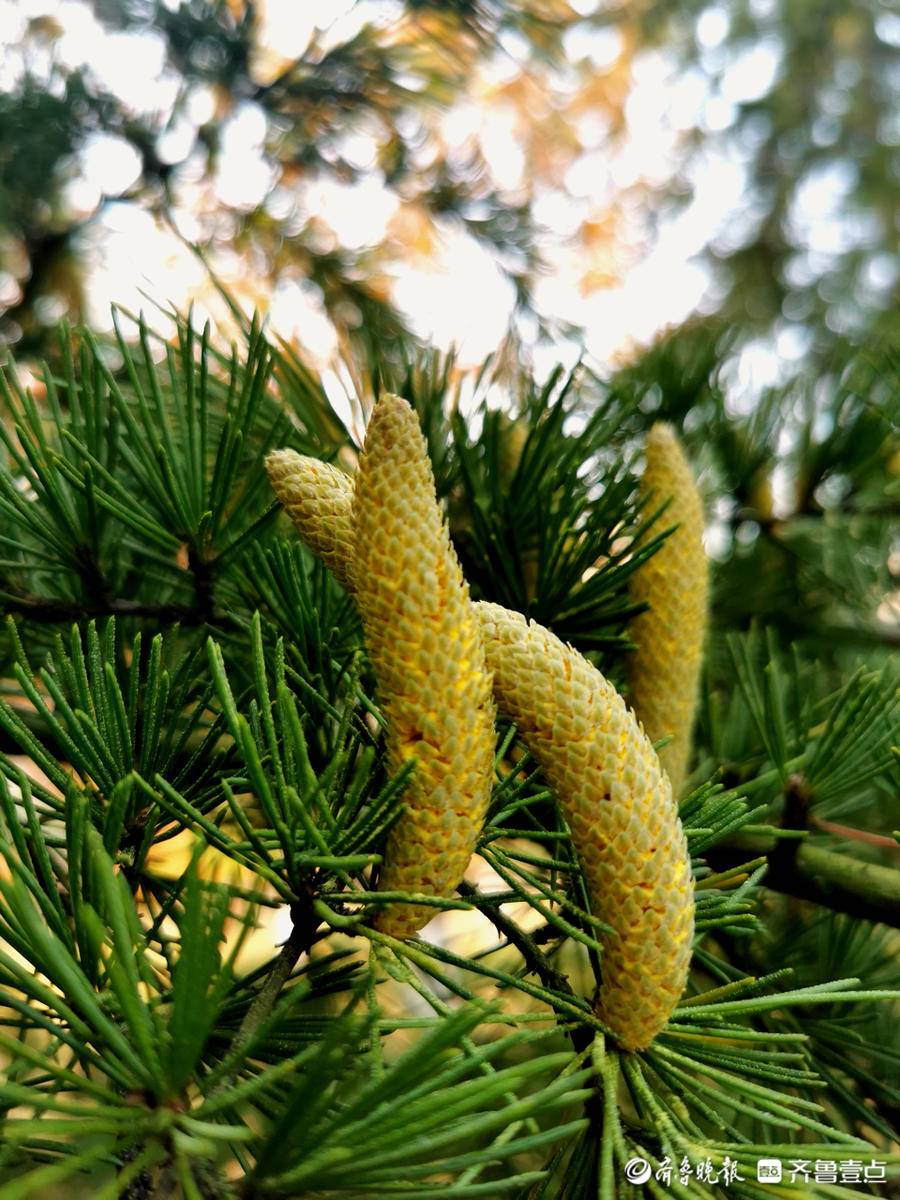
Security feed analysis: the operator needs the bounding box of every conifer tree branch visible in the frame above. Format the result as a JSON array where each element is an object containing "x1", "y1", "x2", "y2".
[
  {"x1": 214, "y1": 897, "x2": 321, "y2": 1090},
  {"x1": 704, "y1": 837, "x2": 900, "y2": 927},
  {"x1": 121, "y1": 902, "x2": 320, "y2": 1200},
  {"x1": 809, "y1": 816, "x2": 899, "y2": 850},
  {"x1": 458, "y1": 881, "x2": 593, "y2": 1054},
  {"x1": 188, "y1": 547, "x2": 216, "y2": 625},
  {"x1": 1, "y1": 592, "x2": 204, "y2": 624},
  {"x1": 2, "y1": 544, "x2": 226, "y2": 626}
]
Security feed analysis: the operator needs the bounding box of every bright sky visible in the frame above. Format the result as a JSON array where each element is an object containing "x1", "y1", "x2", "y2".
[{"x1": 0, "y1": 0, "x2": 847, "y2": 400}]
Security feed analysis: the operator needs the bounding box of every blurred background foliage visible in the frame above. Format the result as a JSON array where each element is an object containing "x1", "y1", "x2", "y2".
[{"x1": 0, "y1": 0, "x2": 898, "y2": 371}]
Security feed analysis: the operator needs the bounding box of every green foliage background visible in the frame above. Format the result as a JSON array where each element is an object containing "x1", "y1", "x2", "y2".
[{"x1": 0, "y1": 309, "x2": 895, "y2": 1198}]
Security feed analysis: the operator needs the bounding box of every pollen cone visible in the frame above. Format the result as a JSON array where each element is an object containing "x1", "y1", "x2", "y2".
[
  {"x1": 628, "y1": 423, "x2": 708, "y2": 796},
  {"x1": 265, "y1": 450, "x2": 356, "y2": 593},
  {"x1": 475, "y1": 601, "x2": 694, "y2": 1050},
  {"x1": 351, "y1": 395, "x2": 496, "y2": 938},
  {"x1": 267, "y1": 426, "x2": 696, "y2": 1047}
]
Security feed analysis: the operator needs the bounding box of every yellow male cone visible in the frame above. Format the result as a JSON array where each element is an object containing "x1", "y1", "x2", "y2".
[
  {"x1": 628, "y1": 423, "x2": 708, "y2": 796},
  {"x1": 267, "y1": 426, "x2": 695, "y2": 1048},
  {"x1": 277, "y1": 396, "x2": 496, "y2": 939},
  {"x1": 352, "y1": 395, "x2": 496, "y2": 937},
  {"x1": 474, "y1": 602, "x2": 694, "y2": 1049},
  {"x1": 265, "y1": 452, "x2": 356, "y2": 593}
]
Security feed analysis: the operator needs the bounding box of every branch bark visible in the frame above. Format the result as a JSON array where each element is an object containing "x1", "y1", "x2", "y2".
[
  {"x1": 704, "y1": 836, "x2": 900, "y2": 927},
  {"x1": 1, "y1": 593, "x2": 204, "y2": 624},
  {"x1": 213, "y1": 898, "x2": 320, "y2": 1088},
  {"x1": 457, "y1": 881, "x2": 593, "y2": 1054}
]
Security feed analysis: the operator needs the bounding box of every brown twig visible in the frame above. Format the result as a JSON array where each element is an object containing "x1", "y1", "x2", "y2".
[
  {"x1": 810, "y1": 816, "x2": 900, "y2": 851},
  {"x1": 457, "y1": 881, "x2": 593, "y2": 1054},
  {"x1": 1, "y1": 593, "x2": 204, "y2": 624},
  {"x1": 212, "y1": 897, "x2": 320, "y2": 1092}
]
